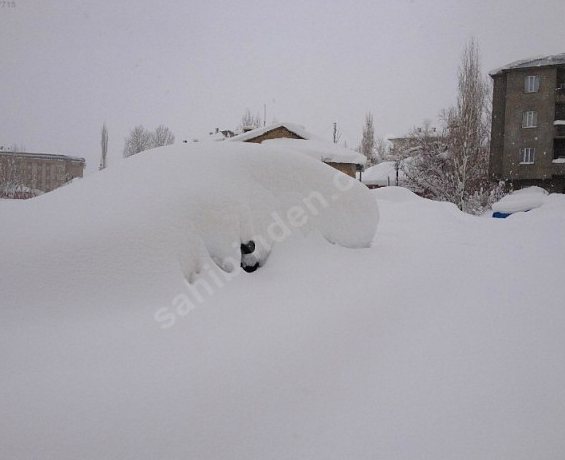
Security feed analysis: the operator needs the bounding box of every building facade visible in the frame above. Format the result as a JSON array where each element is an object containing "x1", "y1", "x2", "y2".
[
  {"x1": 490, "y1": 54, "x2": 565, "y2": 192},
  {"x1": 0, "y1": 151, "x2": 86, "y2": 198}
]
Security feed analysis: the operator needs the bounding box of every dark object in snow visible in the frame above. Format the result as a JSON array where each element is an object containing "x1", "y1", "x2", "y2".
[
  {"x1": 242, "y1": 262, "x2": 259, "y2": 273},
  {"x1": 493, "y1": 209, "x2": 533, "y2": 218},
  {"x1": 241, "y1": 240, "x2": 255, "y2": 255},
  {"x1": 241, "y1": 240, "x2": 259, "y2": 273}
]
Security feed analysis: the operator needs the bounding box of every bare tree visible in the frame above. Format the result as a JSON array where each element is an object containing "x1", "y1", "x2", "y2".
[
  {"x1": 123, "y1": 125, "x2": 152, "y2": 158},
  {"x1": 239, "y1": 109, "x2": 262, "y2": 131},
  {"x1": 100, "y1": 123, "x2": 108, "y2": 170},
  {"x1": 151, "y1": 124, "x2": 175, "y2": 147},
  {"x1": 395, "y1": 120, "x2": 450, "y2": 196},
  {"x1": 398, "y1": 39, "x2": 491, "y2": 213},
  {"x1": 360, "y1": 112, "x2": 376, "y2": 166},
  {"x1": 374, "y1": 136, "x2": 388, "y2": 164},
  {"x1": 123, "y1": 125, "x2": 176, "y2": 158},
  {"x1": 443, "y1": 38, "x2": 490, "y2": 211}
]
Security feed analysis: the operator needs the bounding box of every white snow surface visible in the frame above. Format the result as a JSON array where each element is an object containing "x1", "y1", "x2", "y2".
[
  {"x1": 2, "y1": 153, "x2": 565, "y2": 459},
  {"x1": 492, "y1": 186, "x2": 549, "y2": 213}
]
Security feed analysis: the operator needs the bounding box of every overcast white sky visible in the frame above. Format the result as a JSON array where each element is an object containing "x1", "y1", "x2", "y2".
[{"x1": 1, "y1": 0, "x2": 564, "y2": 174}]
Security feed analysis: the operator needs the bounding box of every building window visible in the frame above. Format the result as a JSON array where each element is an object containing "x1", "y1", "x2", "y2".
[
  {"x1": 522, "y1": 110, "x2": 538, "y2": 128},
  {"x1": 524, "y1": 75, "x2": 540, "y2": 93},
  {"x1": 520, "y1": 147, "x2": 535, "y2": 164}
]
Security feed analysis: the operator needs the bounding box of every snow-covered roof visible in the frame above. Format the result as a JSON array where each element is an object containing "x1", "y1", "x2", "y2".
[
  {"x1": 262, "y1": 138, "x2": 366, "y2": 166},
  {"x1": 229, "y1": 122, "x2": 366, "y2": 166},
  {"x1": 362, "y1": 161, "x2": 404, "y2": 186},
  {"x1": 228, "y1": 122, "x2": 313, "y2": 143},
  {"x1": 490, "y1": 53, "x2": 565, "y2": 76}
]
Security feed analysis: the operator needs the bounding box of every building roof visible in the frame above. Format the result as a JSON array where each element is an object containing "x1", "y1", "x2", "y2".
[
  {"x1": 0, "y1": 151, "x2": 86, "y2": 164},
  {"x1": 263, "y1": 138, "x2": 366, "y2": 166},
  {"x1": 229, "y1": 122, "x2": 366, "y2": 166},
  {"x1": 489, "y1": 53, "x2": 565, "y2": 76},
  {"x1": 228, "y1": 122, "x2": 312, "y2": 143},
  {"x1": 362, "y1": 161, "x2": 404, "y2": 186}
]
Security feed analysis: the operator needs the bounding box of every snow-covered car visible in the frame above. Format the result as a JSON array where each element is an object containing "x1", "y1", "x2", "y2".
[
  {"x1": 0, "y1": 141, "x2": 379, "y2": 309},
  {"x1": 492, "y1": 186, "x2": 549, "y2": 218}
]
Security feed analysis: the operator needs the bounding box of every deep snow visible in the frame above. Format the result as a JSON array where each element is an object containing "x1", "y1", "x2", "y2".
[{"x1": 1, "y1": 144, "x2": 565, "y2": 460}]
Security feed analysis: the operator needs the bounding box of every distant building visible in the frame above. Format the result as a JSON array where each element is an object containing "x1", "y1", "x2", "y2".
[
  {"x1": 489, "y1": 53, "x2": 565, "y2": 192},
  {"x1": 0, "y1": 151, "x2": 85, "y2": 198},
  {"x1": 228, "y1": 122, "x2": 366, "y2": 178},
  {"x1": 387, "y1": 127, "x2": 440, "y2": 152}
]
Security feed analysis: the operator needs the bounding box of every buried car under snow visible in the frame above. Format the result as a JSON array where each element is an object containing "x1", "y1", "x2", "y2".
[
  {"x1": 491, "y1": 186, "x2": 549, "y2": 218},
  {"x1": 0, "y1": 141, "x2": 379, "y2": 310}
]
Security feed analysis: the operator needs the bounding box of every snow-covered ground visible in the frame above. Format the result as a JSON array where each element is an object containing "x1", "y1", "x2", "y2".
[{"x1": 1, "y1": 143, "x2": 565, "y2": 459}]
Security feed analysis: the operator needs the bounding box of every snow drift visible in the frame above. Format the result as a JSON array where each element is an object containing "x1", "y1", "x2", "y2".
[
  {"x1": 0, "y1": 141, "x2": 378, "y2": 311},
  {"x1": 2, "y1": 156, "x2": 565, "y2": 460}
]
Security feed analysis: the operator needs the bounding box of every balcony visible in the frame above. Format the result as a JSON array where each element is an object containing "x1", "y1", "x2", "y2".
[
  {"x1": 555, "y1": 120, "x2": 565, "y2": 138},
  {"x1": 554, "y1": 138, "x2": 565, "y2": 161}
]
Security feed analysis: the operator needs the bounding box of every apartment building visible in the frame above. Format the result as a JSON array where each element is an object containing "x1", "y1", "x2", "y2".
[{"x1": 490, "y1": 53, "x2": 565, "y2": 192}]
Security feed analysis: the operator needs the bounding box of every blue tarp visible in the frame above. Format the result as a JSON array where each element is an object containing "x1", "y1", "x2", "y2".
[{"x1": 492, "y1": 211, "x2": 511, "y2": 219}]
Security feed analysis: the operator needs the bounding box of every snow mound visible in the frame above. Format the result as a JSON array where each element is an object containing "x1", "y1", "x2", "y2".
[
  {"x1": 0, "y1": 142, "x2": 378, "y2": 308},
  {"x1": 371, "y1": 185, "x2": 421, "y2": 202},
  {"x1": 2, "y1": 157, "x2": 565, "y2": 459},
  {"x1": 492, "y1": 186, "x2": 548, "y2": 213},
  {"x1": 512, "y1": 186, "x2": 549, "y2": 196}
]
